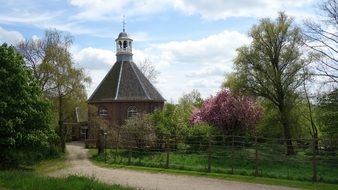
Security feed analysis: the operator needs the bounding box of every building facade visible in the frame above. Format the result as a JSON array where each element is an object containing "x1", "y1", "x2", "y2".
[{"x1": 87, "y1": 29, "x2": 165, "y2": 142}]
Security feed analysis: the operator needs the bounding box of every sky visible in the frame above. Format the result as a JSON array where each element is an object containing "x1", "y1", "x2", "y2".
[{"x1": 0, "y1": 0, "x2": 319, "y2": 103}]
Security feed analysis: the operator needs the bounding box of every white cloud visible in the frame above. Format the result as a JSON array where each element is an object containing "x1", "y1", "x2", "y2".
[
  {"x1": 145, "y1": 30, "x2": 249, "y2": 68},
  {"x1": 68, "y1": 0, "x2": 315, "y2": 22},
  {"x1": 78, "y1": 30, "x2": 249, "y2": 102},
  {"x1": 86, "y1": 69, "x2": 108, "y2": 97},
  {"x1": 173, "y1": 0, "x2": 315, "y2": 20},
  {"x1": 0, "y1": 27, "x2": 24, "y2": 45},
  {"x1": 74, "y1": 47, "x2": 115, "y2": 69},
  {"x1": 139, "y1": 30, "x2": 249, "y2": 102},
  {"x1": 69, "y1": 0, "x2": 171, "y2": 21},
  {"x1": 0, "y1": 11, "x2": 62, "y2": 25}
]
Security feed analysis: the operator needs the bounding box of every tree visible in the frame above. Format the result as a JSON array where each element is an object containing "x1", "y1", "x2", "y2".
[
  {"x1": 42, "y1": 30, "x2": 91, "y2": 152},
  {"x1": 191, "y1": 90, "x2": 261, "y2": 136},
  {"x1": 302, "y1": 80, "x2": 319, "y2": 151},
  {"x1": 137, "y1": 58, "x2": 159, "y2": 83},
  {"x1": 304, "y1": 0, "x2": 338, "y2": 84},
  {"x1": 121, "y1": 114, "x2": 156, "y2": 149},
  {"x1": 17, "y1": 30, "x2": 91, "y2": 152},
  {"x1": 16, "y1": 38, "x2": 46, "y2": 90},
  {"x1": 224, "y1": 13, "x2": 309, "y2": 154},
  {"x1": 151, "y1": 103, "x2": 189, "y2": 148},
  {"x1": 0, "y1": 44, "x2": 56, "y2": 168},
  {"x1": 317, "y1": 88, "x2": 338, "y2": 141},
  {"x1": 178, "y1": 89, "x2": 204, "y2": 108}
]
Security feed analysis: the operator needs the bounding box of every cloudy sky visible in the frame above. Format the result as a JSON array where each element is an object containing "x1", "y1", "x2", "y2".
[{"x1": 0, "y1": 0, "x2": 318, "y2": 102}]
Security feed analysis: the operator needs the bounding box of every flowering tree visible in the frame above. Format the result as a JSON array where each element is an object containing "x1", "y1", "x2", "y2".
[{"x1": 191, "y1": 90, "x2": 261, "y2": 135}]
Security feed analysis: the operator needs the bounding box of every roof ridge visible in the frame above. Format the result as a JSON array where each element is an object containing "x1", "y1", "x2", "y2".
[
  {"x1": 130, "y1": 62, "x2": 150, "y2": 99},
  {"x1": 115, "y1": 61, "x2": 124, "y2": 100}
]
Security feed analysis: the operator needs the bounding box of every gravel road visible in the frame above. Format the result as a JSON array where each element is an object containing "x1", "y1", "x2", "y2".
[{"x1": 49, "y1": 141, "x2": 298, "y2": 190}]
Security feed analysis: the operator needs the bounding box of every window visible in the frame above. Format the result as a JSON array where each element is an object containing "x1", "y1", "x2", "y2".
[
  {"x1": 99, "y1": 107, "x2": 108, "y2": 116},
  {"x1": 123, "y1": 41, "x2": 128, "y2": 48},
  {"x1": 127, "y1": 106, "x2": 137, "y2": 118}
]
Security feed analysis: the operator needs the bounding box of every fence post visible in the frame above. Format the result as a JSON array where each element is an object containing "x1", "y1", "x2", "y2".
[
  {"x1": 207, "y1": 140, "x2": 212, "y2": 172},
  {"x1": 312, "y1": 137, "x2": 317, "y2": 182},
  {"x1": 254, "y1": 135, "x2": 259, "y2": 176},
  {"x1": 231, "y1": 135, "x2": 234, "y2": 174}
]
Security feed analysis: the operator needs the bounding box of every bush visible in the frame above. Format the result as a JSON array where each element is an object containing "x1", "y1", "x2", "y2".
[
  {"x1": 0, "y1": 44, "x2": 57, "y2": 168},
  {"x1": 121, "y1": 114, "x2": 156, "y2": 149},
  {"x1": 186, "y1": 122, "x2": 215, "y2": 151}
]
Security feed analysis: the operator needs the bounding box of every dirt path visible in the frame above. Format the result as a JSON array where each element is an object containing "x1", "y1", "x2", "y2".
[{"x1": 50, "y1": 141, "x2": 298, "y2": 190}]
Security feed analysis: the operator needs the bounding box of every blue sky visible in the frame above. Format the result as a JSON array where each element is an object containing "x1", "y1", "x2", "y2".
[{"x1": 0, "y1": 0, "x2": 318, "y2": 102}]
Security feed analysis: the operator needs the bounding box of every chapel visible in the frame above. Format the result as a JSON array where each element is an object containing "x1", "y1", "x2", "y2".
[{"x1": 87, "y1": 28, "x2": 165, "y2": 138}]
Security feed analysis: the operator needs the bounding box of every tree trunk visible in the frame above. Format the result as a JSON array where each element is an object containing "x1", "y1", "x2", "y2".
[
  {"x1": 58, "y1": 95, "x2": 66, "y2": 153},
  {"x1": 280, "y1": 106, "x2": 295, "y2": 155}
]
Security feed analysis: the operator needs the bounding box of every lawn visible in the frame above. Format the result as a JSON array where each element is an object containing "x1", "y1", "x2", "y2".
[
  {"x1": 90, "y1": 142, "x2": 338, "y2": 184},
  {"x1": 0, "y1": 170, "x2": 134, "y2": 190}
]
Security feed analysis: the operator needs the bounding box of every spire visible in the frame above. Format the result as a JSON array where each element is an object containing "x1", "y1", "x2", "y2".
[
  {"x1": 116, "y1": 15, "x2": 133, "y2": 62},
  {"x1": 122, "y1": 15, "x2": 126, "y2": 32}
]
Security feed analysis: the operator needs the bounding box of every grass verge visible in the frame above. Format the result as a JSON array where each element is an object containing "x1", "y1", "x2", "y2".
[
  {"x1": 89, "y1": 149, "x2": 338, "y2": 190},
  {"x1": 0, "y1": 170, "x2": 134, "y2": 190},
  {"x1": 34, "y1": 153, "x2": 67, "y2": 173}
]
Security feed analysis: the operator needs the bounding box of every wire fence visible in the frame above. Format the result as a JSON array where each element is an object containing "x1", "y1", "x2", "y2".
[{"x1": 93, "y1": 132, "x2": 338, "y2": 183}]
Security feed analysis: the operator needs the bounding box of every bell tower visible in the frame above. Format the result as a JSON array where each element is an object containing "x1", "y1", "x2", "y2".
[{"x1": 115, "y1": 17, "x2": 133, "y2": 62}]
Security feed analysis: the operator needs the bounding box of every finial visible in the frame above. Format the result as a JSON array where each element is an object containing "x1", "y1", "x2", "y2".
[{"x1": 122, "y1": 15, "x2": 126, "y2": 32}]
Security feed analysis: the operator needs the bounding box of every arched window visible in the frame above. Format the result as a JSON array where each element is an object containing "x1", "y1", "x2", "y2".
[
  {"x1": 123, "y1": 41, "x2": 128, "y2": 48},
  {"x1": 99, "y1": 107, "x2": 108, "y2": 116},
  {"x1": 118, "y1": 41, "x2": 122, "y2": 48},
  {"x1": 127, "y1": 106, "x2": 137, "y2": 118}
]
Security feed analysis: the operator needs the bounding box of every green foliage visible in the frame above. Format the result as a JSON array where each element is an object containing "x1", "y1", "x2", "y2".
[
  {"x1": 0, "y1": 170, "x2": 134, "y2": 190},
  {"x1": 317, "y1": 88, "x2": 338, "y2": 143},
  {"x1": 17, "y1": 29, "x2": 91, "y2": 152},
  {"x1": 0, "y1": 43, "x2": 58, "y2": 168},
  {"x1": 256, "y1": 99, "x2": 311, "y2": 139},
  {"x1": 121, "y1": 114, "x2": 156, "y2": 149},
  {"x1": 151, "y1": 103, "x2": 189, "y2": 143},
  {"x1": 186, "y1": 122, "x2": 215, "y2": 150},
  {"x1": 178, "y1": 89, "x2": 204, "y2": 109},
  {"x1": 224, "y1": 12, "x2": 310, "y2": 154}
]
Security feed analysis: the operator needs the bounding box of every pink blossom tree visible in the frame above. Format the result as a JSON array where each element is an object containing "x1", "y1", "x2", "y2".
[{"x1": 191, "y1": 90, "x2": 261, "y2": 135}]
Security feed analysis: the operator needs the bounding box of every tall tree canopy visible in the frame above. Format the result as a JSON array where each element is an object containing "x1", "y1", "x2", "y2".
[
  {"x1": 191, "y1": 90, "x2": 261, "y2": 135},
  {"x1": 224, "y1": 13, "x2": 309, "y2": 155},
  {"x1": 0, "y1": 44, "x2": 55, "y2": 168},
  {"x1": 304, "y1": 0, "x2": 338, "y2": 84},
  {"x1": 17, "y1": 30, "x2": 91, "y2": 152}
]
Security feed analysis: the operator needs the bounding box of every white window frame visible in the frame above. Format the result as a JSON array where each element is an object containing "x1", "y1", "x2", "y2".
[
  {"x1": 127, "y1": 106, "x2": 137, "y2": 118},
  {"x1": 99, "y1": 107, "x2": 108, "y2": 116}
]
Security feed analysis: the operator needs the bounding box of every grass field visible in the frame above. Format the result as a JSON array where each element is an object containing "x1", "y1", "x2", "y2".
[
  {"x1": 0, "y1": 170, "x2": 134, "y2": 190},
  {"x1": 89, "y1": 143, "x2": 338, "y2": 184}
]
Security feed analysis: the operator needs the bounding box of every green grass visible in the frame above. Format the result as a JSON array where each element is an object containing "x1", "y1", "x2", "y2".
[
  {"x1": 34, "y1": 153, "x2": 68, "y2": 173},
  {"x1": 89, "y1": 146, "x2": 338, "y2": 189},
  {"x1": 89, "y1": 155, "x2": 338, "y2": 190},
  {"x1": 90, "y1": 147, "x2": 338, "y2": 183},
  {"x1": 0, "y1": 170, "x2": 135, "y2": 190}
]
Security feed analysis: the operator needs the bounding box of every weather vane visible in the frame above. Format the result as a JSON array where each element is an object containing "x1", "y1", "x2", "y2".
[{"x1": 122, "y1": 15, "x2": 126, "y2": 32}]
